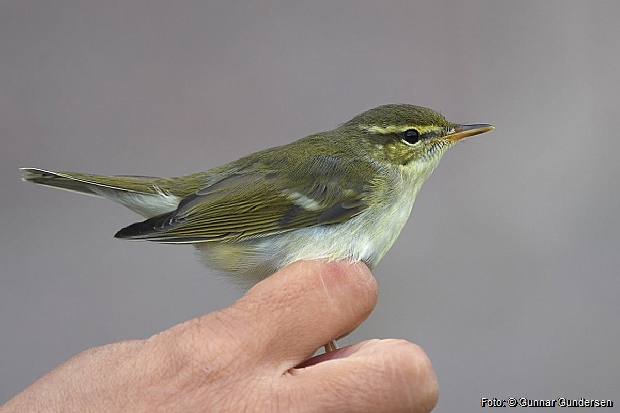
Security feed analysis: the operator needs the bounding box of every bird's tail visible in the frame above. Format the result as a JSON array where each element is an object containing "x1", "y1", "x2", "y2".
[{"x1": 21, "y1": 168, "x2": 181, "y2": 217}]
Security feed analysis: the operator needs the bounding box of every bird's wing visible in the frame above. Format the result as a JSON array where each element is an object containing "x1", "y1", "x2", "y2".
[{"x1": 114, "y1": 155, "x2": 374, "y2": 243}]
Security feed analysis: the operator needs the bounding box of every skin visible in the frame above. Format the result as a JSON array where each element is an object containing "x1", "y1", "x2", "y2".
[{"x1": 2, "y1": 261, "x2": 438, "y2": 413}]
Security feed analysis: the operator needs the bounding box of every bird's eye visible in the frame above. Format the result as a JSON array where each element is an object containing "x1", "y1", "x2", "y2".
[{"x1": 402, "y1": 129, "x2": 421, "y2": 144}]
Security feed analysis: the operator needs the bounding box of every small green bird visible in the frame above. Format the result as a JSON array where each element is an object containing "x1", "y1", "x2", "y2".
[{"x1": 22, "y1": 104, "x2": 493, "y2": 285}]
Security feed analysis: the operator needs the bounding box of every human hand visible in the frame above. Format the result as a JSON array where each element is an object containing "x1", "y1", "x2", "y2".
[{"x1": 2, "y1": 260, "x2": 438, "y2": 412}]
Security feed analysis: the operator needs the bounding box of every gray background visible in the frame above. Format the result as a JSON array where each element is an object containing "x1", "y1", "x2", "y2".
[{"x1": 1, "y1": 1, "x2": 618, "y2": 410}]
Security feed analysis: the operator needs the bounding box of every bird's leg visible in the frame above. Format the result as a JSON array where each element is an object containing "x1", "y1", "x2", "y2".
[{"x1": 324, "y1": 340, "x2": 339, "y2": 352}]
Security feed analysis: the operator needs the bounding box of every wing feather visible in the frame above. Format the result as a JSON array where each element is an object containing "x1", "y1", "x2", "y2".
[{"x1": 115, "y1": 155, "x2": 376, "y2": 243}]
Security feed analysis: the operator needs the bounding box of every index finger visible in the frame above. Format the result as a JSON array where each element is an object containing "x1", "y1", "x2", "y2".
[{"x1": 223, "y1": 260, "x2": 378, "y2": 366}]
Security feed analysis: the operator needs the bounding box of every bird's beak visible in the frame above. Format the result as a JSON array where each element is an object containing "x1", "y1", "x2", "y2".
[{"x1": 445, "y1": 124, "x2": 494, "y2": 142}]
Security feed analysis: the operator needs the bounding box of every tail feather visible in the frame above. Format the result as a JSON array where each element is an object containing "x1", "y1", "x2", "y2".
[
  {"x1": 22, "y1": 168, "x2": 108, "y2": 197},
  {"x1": 21, "y1": 168, "x2": 181, "y2": 218},
  {"x1": 21, "y1": 168, "x2": 163, "y2": 194}
]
